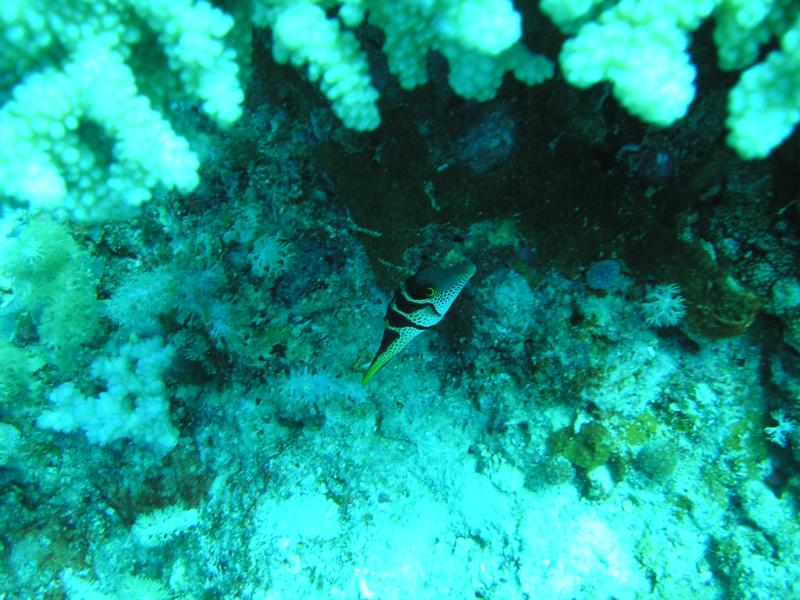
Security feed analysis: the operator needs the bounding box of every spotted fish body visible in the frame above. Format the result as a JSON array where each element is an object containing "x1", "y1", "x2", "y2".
[{"x1": 361, "y1": 261, "x2": 476, "y2": 385}]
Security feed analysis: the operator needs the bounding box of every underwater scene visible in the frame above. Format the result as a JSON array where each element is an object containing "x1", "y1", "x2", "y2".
[{"x1": 2, "y1": 1, "x2": 800, "y2": 599}]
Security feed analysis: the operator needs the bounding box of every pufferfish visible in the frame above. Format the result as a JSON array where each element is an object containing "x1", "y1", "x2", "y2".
[{"x1": 361, "y1": 261, "x2": 476, "y2": 385}]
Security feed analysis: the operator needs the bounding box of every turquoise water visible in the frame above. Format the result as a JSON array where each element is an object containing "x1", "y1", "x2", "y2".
[{"x1": 1, "y1": 3, "x2": 799, "y2": 599}]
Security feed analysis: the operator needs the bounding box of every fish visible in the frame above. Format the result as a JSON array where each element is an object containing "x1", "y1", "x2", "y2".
[{"x1": 361, "y1": 261, "x2": 476, "y2": 385}]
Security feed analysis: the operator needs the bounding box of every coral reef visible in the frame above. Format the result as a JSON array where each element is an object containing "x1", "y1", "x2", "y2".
[
  {"x1": 1, "y1": 2, "x2": 799, "y2": 600},
  {"x1": 4, "y1": 1, "x2": 800, "y2": 220}
]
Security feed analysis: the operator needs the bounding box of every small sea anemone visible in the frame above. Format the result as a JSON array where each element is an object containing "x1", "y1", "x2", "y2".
[
  {"x1": 249, "y1": 233, "x2": 293, "y2": 278},
  {"x1": 132, "y1": 505, "x2": 199, "y2": 547},
  {"x1": 118, "y1": 575, "x2": 173, "y2": 600},
  {"x1": 641, "y1": 283, "x2": 686, "y2": 328}
]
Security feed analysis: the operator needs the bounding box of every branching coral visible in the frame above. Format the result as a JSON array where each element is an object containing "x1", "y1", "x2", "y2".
[
  {"x1": 543, "y1": 0, "x2": 800, "y2": 158},
  {"x1": 0, "y1": 0, "x2": 243, "y2": 220},
  {"x1": 37, "y1": 337, "x2": 179, "y2": 456},
  {"x1": 0, "y1": 0, "x2": 553, "y2": 220},
  {"x1": 2, "y1": 0, "x2": 797, "y2": 222}
]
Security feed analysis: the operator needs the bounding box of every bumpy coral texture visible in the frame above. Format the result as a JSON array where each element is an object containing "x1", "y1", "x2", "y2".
[
  {"x1": 544, "y1": 0, "x2": 800, "y2": 158},
  {"x1": 0, "y1": 0, "x2": 243, "y2": 220},
  {"x1": 0, "y1": 0, "x2": 556, "y2": 220},
  {"x1": 2, "y1": 0, "x2": 796, "y2": 223}
]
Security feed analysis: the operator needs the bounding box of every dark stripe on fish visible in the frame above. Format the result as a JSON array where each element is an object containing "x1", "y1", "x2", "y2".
[
  {"x1": 393, "y1": 289, "x2": 434, "y2": 315},
  {"x1": 374, "y1": 328, "x2": 400, "y2": 355},
  {"x1": 386, "y1": 304, "x2": 428, "y2": 330}
]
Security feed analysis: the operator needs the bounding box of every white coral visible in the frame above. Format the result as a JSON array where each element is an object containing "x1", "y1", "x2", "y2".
[
  {"x1": 0, "y1": 0, "x2": 242, "y2": 219},
  {"x1": 248, "y1": 233, "x2": 292, "y2": 278},
  {"x1": 765, "y1": 410, "x2": 797, "y2": 447},
  {"x1": 132, "y1": 504, "x2": 199, "y2": 547},
  {"x1": 37, "y1": 337, "x2": 178, "y2": 456},
  {"x1": 641, "y1": 283, "x2": 686, "y2": 328}
]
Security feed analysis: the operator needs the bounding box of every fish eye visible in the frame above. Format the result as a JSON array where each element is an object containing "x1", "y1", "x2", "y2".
[{"x1": 425, "y1": 287, "x2": 435, "y2": 297}]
